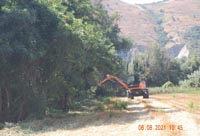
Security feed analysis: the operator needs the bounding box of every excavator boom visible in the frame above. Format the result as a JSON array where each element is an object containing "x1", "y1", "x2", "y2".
[
  {"x1": 98, "y1": 74, "x2": 146, "y2": 91},
  {"x1": 98, "y1": 74, "x2": 129, "y2": 90},
  {"x1": 97, "y1": 74, "x2": 149, "y2": 99}
]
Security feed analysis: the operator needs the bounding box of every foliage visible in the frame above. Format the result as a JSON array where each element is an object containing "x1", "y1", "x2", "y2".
[
  {"x1": 179, "y1": 68, "x2": 200, "y2": 87},
  {"x1": 0, "y1": 0, "x2": 60, "y2": 122},
  {"x1": 0, "y1": 0, "x2": 126, "y2": 122},
  {"x1": 155, "y1": 27, "x2": 169, "y2": 47},
  {"x1": 127, "y1": 46, "x2": 183, "y2": 86},
  {"x1": 0, "y1": 123, "x2": 4, "y2": 130},
  {"x1": 178, "y1": 55, "x2": 200, "y2": 79},
  {"x1": 113, "y1": 100, "x2": 127, "y2": 110},
  {"x1": 102, "y1": 97, "x2": 111, "y2": 104},
  {"x1": 94, "y1": 103, "x2": 105, "y2": 111},
  {"x1": 162, "y1": 81, "x2": 174, "y2": 88},
  {"x1": 188, "y1": 101, "x2": 194, "y2": 109},
  {"x1": 1, "y1": 0, "x2": 200, "y2": 124},
  {"x1": 126, "y1": 42, "x2": 200, "y2": 87},
  {"x1": 187, "y1": 101, "x2": 199, "y2": 112}
]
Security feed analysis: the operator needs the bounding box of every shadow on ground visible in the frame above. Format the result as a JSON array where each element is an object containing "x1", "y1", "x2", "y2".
[{"x1": 18, "y1": 98, "x2": 179, "y2": 134}]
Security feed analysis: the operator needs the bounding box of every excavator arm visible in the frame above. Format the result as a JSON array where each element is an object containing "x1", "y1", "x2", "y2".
[
  {"x1": 98, "y1": 74, "x2": 147, "y2": 91},
  {"x1": 97, "y1": 74, "x2": 149, "y2": 99},
  {"x1": 98, "y1": 74, "x2": 129, "y2": 90}
]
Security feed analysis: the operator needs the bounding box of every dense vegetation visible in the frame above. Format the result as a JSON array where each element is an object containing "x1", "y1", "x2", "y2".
[
  {"x1": 126, "y1": 46, "x2": 200, "y2": 86},
  {"x1": 179, "y1": 67, "x2": 200, "y2": 88},
  {"x1": 0, "y1": 0, "x2": 131, "y2": 122}
]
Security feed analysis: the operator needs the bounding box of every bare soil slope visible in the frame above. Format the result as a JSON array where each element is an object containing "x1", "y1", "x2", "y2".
[
  {"x1": 146, "y1": 0, "x2": 200, "y2": 47},
  {"x1": 101, "y1": 0, "x2": 158, "y2": 47},
  {"x1": 96, "y1": 0, "x2": 200, "y2": 53}
]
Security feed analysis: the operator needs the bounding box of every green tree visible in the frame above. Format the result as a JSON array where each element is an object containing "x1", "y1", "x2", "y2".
[
  {"x1": 179, "y1": 68, "x2": 200, "y2": 87},
  {"x1": 0, "y1": 0, "x2": 126, "y2": 122}
]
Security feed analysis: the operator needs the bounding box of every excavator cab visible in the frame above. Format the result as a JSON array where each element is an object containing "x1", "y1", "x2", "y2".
[
  {"x1": 128, "y1": 74, "x2": 140, "y2": 88},
  {"x1": 127, "y1": 74, "x2": 149, "y2": 99}
]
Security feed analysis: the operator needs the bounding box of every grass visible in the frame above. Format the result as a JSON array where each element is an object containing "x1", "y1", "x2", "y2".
[
  {"x1": 96, "y1": 97, "x2": 128, "y2": 111},
  {"x1": 179, "y1": 89, "x2": 200, "y2": 94},
  {"x1": 102, "y1": 97, "x2": 111, "y2": 104},
  {"x1": 94, "y1": 103, "x2": 105, "y2": 111},
  {"x1": 188, "y1": 101, "x2": 194, "y2": 109},
  {"x1": 113, "y1": 100, "x2": 128, "y2": 110},
  {"x1": 149, "y1": 87, "x2": 200, "y2": 94},
  {"x1": 187, "y1": 101, "x2": 199, "y2": 112},
  {"x1": 0, "y1": 97, "x2": 130, "y2": 136}
]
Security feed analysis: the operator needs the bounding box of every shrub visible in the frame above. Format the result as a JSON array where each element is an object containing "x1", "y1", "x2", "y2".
[
  {"x1": 109, "y1": 111, "x2": 115, "y2": 118},
  {"x1": 0, "y1": 123, "x2": 4, "y2": 130},
  {"x1": 188, "y1": 101, "x2": 194, "y2": 109},
  {"x1": 102, "y1": 97, "x2": 111, "y2": 104},
  {"x1": 94, "y1": 103, "x2": 105, "y2": 111},
  {"x1": 113, "y1": 100, "x2": 128, "y2": 110},
  {"x1": 162, "y1": 81, "x2": 174, "y2": 88},
  {"x1": 179, "y1": 68, "x2": 200, "y2": 87}
]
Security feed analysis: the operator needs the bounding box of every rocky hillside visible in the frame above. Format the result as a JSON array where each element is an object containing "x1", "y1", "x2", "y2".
[{"x1": 93, "y1": 0, "x2": 200, "y2": 57}]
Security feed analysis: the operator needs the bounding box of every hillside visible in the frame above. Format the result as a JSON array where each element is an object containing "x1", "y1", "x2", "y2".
[
  {"x1": 146, "y1": 0, "x2": 200, "y2": 55},
  {"x1": 97, "y1": 0, "x2": 200, "y2": 56},
  {"x1": 100, "y1": 0, "x2": 158, "y2": 47}
]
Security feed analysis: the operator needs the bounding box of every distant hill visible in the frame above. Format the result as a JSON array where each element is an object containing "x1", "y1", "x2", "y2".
[
  {"x1": 92, "y1": 0, "x2": 200, "y2": 57},
  {"x1": 99, "y1": 0, "x2": 158, "y2": 47}
]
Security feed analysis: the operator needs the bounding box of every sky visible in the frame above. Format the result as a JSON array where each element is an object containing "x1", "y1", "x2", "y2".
[{"x1": 120, "y1": 0, "x2": 164, "y2": 5}]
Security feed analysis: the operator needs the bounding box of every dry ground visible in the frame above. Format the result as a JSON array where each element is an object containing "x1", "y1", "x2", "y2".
[
  {"x1": 1, "y1": 94, "x2": 200, "y2": 136},
  {"x1": 100, "y1": 0, "x2": 158, "y2": 46},
  {"x1": 95, "y1": 0, "x2": 200, "y2": 49}
]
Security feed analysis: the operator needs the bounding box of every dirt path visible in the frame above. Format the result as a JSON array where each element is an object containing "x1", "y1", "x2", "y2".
[
  {"x1": 37, "y1": 97, "x2": 200, "y2": 136},
  {"x1": 132, "y1": 97, "x2": 200, "y2": 136},
  {"x1": 1, "y1": 96, "x2": 200, "y2": 136}
]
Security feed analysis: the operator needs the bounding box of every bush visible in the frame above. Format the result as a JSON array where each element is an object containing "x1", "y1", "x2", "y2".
[
  {"x1": 162, "y1": 81, "x2": 174, "y2": 88},
  {"x1": 69, "y1": 102, "x2": 83, "y2": 111},
  {"x1": 102, "y1": 97, "x2": 111, "y2": 104},
  {"x1": 113, "y1": 100, "x2": 127, "y2": 110},
  {"x1": 94, "y1": 103, "x2": 105, "y2": 111},
  {"x1": 188, "y1": 101, "x2": 194, "y2": 109},
  {"x1": 0, "y1": 123, "x2": 4, "y2": 130},
  {"x1": 179, "y1": 68, "x2": 200, "y2": 87}
]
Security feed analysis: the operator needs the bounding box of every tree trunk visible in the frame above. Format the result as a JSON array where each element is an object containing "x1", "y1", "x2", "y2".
[
  {"x1": 62, "y1": 92, "x2": 69, "y2": 112},
  {"x1": 0, "y1": 88, "x2": 2, "y2": 113},
  {"x1": 5, "y1": 88, "x2": 10, "y2": 110},
  {"x1": 0, "y1": 88, "x2": 3, "y2": 122},
  {"x1": 17, "y1": 97, "x2": 26, "y2": 121},
  {"x1": 1, "y1": 86, "x2": 11, "y2": 122}
]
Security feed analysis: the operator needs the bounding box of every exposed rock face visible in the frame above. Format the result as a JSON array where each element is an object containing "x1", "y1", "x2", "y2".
[
  {"x1": 177, "y1": 45, "x2": 190, "y2": 59},
  {"x1": 167, "y1": 44, "x2": 184, "y2": 57}
]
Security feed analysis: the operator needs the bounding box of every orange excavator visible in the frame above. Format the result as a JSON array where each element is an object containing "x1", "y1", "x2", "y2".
[{"x1": 97, "y1": 74, "x2": 149, "y2": 99}]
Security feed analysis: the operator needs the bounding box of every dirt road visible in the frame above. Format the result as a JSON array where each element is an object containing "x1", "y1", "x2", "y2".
[
  {"x1": 1, "y1": 95, "x2": 200, "y2": 136},
  {"x1": 128, "y1": 96, "x2": 200, "y2": 136}
]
